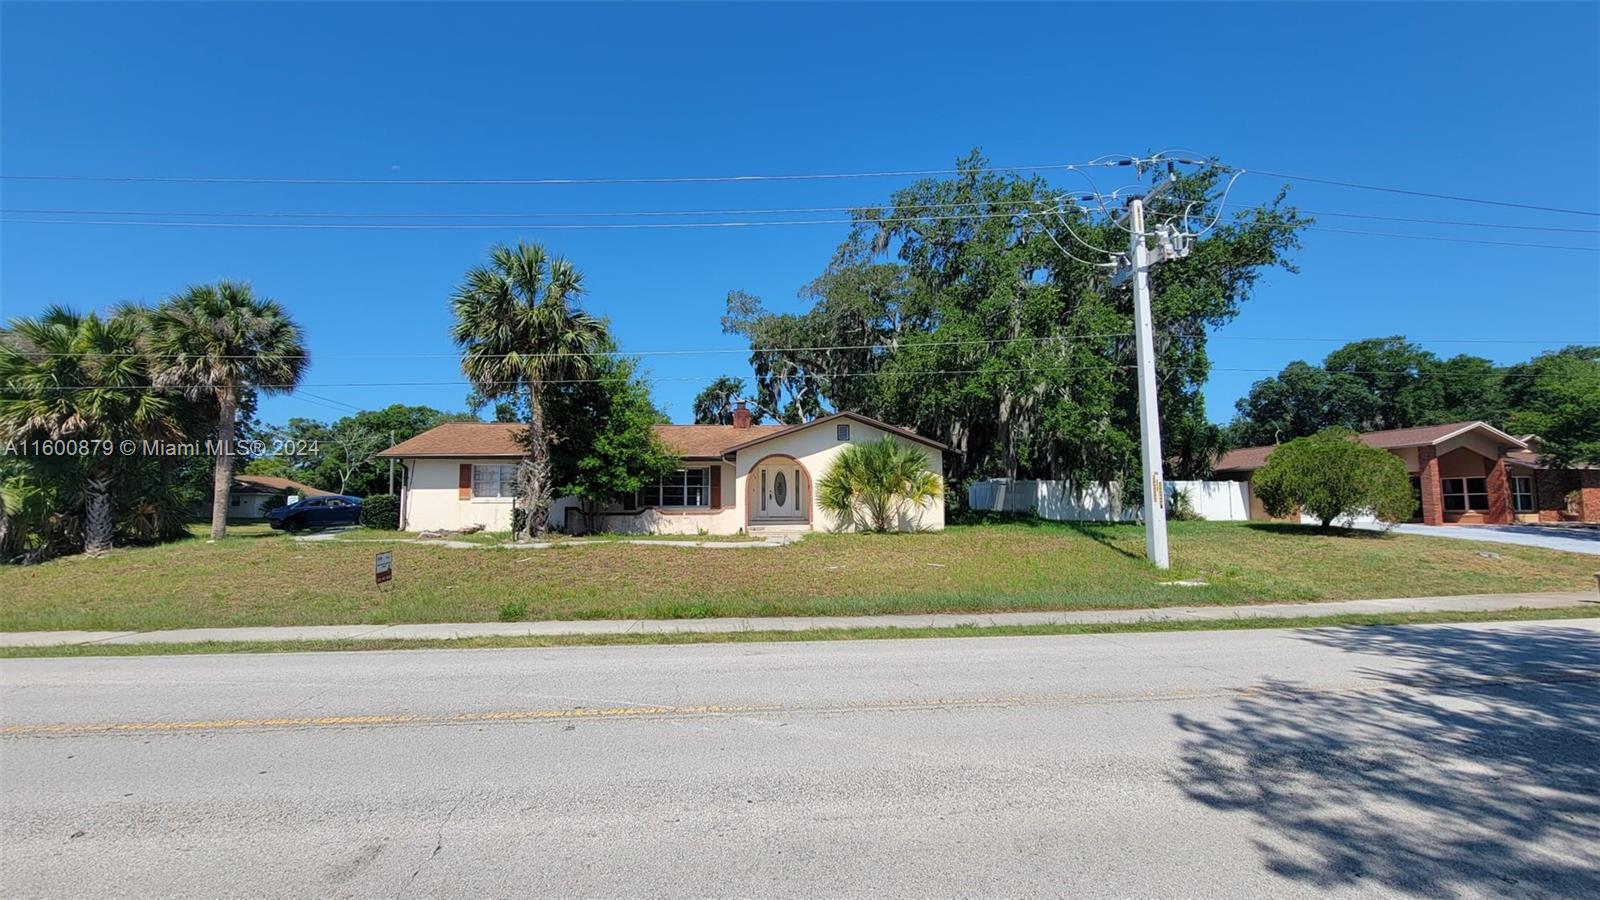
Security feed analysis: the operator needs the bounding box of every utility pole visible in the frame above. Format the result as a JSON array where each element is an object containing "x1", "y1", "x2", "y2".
[
  {"x1": 388, "y1": 430, "x2": 395, "y2": 494},
  {"x1": 1127, "y1": 195, "x2": 1169, "y2": 569},
  {"x1": 1109, "y1": 170, "x2": 1189, "y2": 570}
]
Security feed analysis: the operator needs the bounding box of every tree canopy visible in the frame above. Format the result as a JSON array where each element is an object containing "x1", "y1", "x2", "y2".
[
  {"x1": 721, "y1": 150, "x2": 1309, "y2": 485},
  {"x1": 550, "y1": 358, "x2": 679, "y2": 529},
  {"x1": 1503, "y1": 346, "x2": 1600, "y2": 468},
  {"x1": 692, "y1": 375, "x2": 758, "y2": 425},
  {"x1": 1225, "y1": 338, "x2": 1596, "y2": 466}
]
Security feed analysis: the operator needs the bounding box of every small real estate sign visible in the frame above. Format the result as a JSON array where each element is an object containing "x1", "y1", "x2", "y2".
[{"x1": 374, "y1": 551, "x2": 393, "y2": 586}]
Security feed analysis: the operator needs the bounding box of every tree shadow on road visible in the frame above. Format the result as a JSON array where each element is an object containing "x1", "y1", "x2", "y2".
[{"x1": 1172, "y1": 623, "x2": 1600, "y2": 896}]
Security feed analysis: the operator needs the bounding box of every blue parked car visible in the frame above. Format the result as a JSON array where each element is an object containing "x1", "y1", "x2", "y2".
[{"x1": 267, "y1": 495, "x2": 363, "y2": 531}]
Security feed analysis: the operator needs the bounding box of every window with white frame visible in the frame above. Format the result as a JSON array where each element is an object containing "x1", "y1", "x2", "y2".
[
  {"x1": 1511, "y1": 476, "x2": 1535, "y2": 513},
  {"x1": 472, "y1": 464, "x2": 519, "y2": 498},
  {"x1": 1441, "y1": 477, "x2": 1489, "y2": 512},
  {"x1": 635, "y1": 468, "x2": 710, "y2": 509}
]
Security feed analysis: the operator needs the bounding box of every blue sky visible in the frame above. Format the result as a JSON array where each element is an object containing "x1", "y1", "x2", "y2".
[{"x1": 3, "y1": 2, "x2": 1597, "y2": 428}]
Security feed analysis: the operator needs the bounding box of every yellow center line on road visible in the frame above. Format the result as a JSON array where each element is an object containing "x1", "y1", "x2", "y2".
[
  {"x1": 0, "y1": 690, "x2": 1228, "y2": 737},
  {"x1": 8, "y1": 669, "x2": 1595, "y2": 738}
]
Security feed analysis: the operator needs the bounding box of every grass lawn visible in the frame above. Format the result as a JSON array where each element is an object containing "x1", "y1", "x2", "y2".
[
  {"x1": 323, "y1": 528, "x2": 767, "y2": 545},
  {"x1": 2, "y1": 520, "x2": 1595, "y2": 632}
]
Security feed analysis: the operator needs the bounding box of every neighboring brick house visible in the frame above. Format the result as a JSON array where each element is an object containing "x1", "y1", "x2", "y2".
[
  {"x1": 1213, "y1": 421, "x2": 1600, "y2": 526},
  {"x1": 377, "y1": 406, "x2": 950, "y2": 535}
]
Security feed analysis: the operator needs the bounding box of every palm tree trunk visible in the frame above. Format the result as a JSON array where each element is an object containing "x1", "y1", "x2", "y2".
[
  {"x1": 210, "y1": 385, "x2": 238, "y2": 541},
  {"x1": 83, "y1": 467, "x2": 114, "y2": 556},
  {"x1": 521, "y1": 393, "x2": 553, "y2": 538}
]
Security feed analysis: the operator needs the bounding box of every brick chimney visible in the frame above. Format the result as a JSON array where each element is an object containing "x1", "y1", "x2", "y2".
[{"x1": 732, "y1": 399, "x2": 752, "y2": 429}]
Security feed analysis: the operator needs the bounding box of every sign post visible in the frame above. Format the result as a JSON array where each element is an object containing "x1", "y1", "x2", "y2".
[{"x1": 374, "y1": 551, "x2": 393, "y2": 586}]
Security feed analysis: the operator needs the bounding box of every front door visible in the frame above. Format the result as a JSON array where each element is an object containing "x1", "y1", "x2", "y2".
[{"x1": 752, "y1": 462, "x2": 806, "y2": 523}]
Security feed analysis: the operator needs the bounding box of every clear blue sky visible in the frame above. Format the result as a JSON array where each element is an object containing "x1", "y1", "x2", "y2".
[{"x1": 3, "y1": 2, "x2": 1597, "y2": 428}]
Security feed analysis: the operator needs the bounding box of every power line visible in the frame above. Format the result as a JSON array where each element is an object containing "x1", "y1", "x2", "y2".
[
  {"x1": 9, "y1": 333, "x2": 1590, "y2": 361},
  {"x1": 7, "y1": 151, "x2": 1593, "y2": 219},
  {"x1": 0, "y1": 158, "x2": 1133, "y2": 187},
  {"x1": 0, "y1": 363, "x2": 1571, "y2": 394},
  {"x1": 1234, "y1": 167, "x2": 1600, "y2": 218},
  {"x1": 296, "y1": 390, "x2": 363, "y2": 412},
  {"x1": 1300, "y1": 225, "x2": 1596, "y2": 251},
  {"x1": 9, "y1": 197, "x2": 1598, "y2": 234},
  {"x1": 7, "y1": 213, "x2": 1593, "y2": 251}
]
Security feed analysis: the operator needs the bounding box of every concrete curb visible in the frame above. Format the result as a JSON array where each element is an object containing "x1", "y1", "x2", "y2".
[{"x1": 3, "y1": 591, "x2": 1595, "y2": 648}]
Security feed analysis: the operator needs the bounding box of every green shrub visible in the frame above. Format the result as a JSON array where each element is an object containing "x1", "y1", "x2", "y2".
[
  {"x1": 1167, "y1": 486, "x2": 1200, "y2": 521},
  {"x1": 818, "y1": 437, "x2": 943, "y2": 532},
  {"x1": 359, "y1": 494, "x2": 400, "y2": 530},
  {"x1": 1252, "y1": 428, "x2": 1416, "y2": 528},
  {"x1": 511, "y1": 506, "x2": 528, "y2": 537}
]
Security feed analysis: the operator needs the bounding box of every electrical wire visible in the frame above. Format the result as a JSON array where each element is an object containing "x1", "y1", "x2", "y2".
[
  {"x1": 1232, "y1": 166, "x2": 1600, "y2": 218},
  {"x1": 7, "y1": 214, "x2": 1592, "y2": 251},
  {"x1": 0, "y1": 363, "x2": 1571, "y2": 394},
  {"x1": 0, "y1": 159, "x2": 1131, "y2": 187}
]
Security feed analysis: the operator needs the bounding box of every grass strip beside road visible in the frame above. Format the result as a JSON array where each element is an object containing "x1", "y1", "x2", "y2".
[
  {"x1": 5, "y1": 606, "x2": 1595, "y2": 659},
  {"x1": 4, "y1": 520, "x2": 1597, "y2": 632}
]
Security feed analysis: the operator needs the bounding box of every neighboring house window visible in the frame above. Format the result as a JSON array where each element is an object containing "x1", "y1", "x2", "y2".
[
  {"x1": 1511, "y1": 476, "x2": 1535, "y2": 513},
  {"x1": 1441, "y1": 477, "x2": 1489, "y2": 512},
  {"x1": 635, "y1": 468, "x2": 710, "y2": 509},
  {"x1": 472, "y1": 464, "x2": 519, "y2": 498},
  {"x1": 836, "y1": 423, "x2": 850, "y2": 441},
  {"x1": 230, "y1": 496, "x2": 241, "y2": 507}
]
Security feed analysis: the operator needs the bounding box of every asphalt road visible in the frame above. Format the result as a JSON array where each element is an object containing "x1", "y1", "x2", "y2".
[{"x1": 3, "y1": 621, "x2": 1598, "y2": 898}]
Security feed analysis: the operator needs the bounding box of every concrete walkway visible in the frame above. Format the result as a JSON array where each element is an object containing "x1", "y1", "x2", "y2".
[{"x1": 3, "y1": 591, "x2": 1595, "y2": 648}]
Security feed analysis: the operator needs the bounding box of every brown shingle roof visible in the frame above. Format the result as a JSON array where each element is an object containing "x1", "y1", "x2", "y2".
[
  {"x1": 378, "y1": 421, "x2": 791, "y2": 460},
  {"x1": 654, "y1": 424, "x2": 789, "y2": 458},
  {"x1": 232, "y1": 474, "x2": 334, "y2": 497},
  {"x1": 1213, "y1": 421, "x2": 1528, "y2": 473},
  {"x1": 1212, "y1": 445, "x2": 1276, "y2": 473},
  {"x1": 378, "y1": 422, "x2": 526, "y2": 458}
]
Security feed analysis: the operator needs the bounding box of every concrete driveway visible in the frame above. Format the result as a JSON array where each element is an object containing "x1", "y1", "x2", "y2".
[{"x1": 1369, "y1": 522, "x2": 1600, "y2": 556}]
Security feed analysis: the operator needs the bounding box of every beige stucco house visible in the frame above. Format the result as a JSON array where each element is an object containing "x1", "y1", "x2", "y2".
[{"x1": 377, "y1": 408, "x2": 949, "y2": 535}]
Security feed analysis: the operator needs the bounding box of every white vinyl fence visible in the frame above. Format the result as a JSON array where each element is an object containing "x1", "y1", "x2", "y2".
[{"x1": 968, "y1": 478, "x2": 1251, "y2": 523}]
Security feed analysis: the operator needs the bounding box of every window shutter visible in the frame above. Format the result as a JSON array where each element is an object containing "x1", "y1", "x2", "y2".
[
  {"x1": 459, "y1": 464, "x2": 472, "y2": 500},
  {"x1": 710, "y1": 467, "x2": 722, "y2": 509}
]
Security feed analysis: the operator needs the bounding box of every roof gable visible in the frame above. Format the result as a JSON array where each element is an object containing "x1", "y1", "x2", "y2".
[{"x1": 722, "y1": 411, "x2": 953, "y2": 455}]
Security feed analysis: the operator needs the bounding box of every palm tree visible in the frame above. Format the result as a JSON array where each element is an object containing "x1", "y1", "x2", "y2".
[
  {"x1": 147, "y1": 282, "x2": 308, "y2": 540},
  {"x1": 817, "y1": 436, "x2": 943, "y2": 532},
  {"x1": 450, "y1": 241, "x2": 609, "y2": 538},
  {"x1": 0, "y1": 307, "x2": 179, "y2": 555}
]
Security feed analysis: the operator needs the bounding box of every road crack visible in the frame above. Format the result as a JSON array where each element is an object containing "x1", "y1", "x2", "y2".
[{"x1": 398, "y1": 797, "x2": 463, "y2": 898}]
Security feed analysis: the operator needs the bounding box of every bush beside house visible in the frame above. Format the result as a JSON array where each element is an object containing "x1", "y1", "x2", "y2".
[
  {"x1": 1253, "y1": 428, "x2": 1416, "y2": 528},
  {"x1": 359, "y1": 494, "x2": 400, "y2": 531}
]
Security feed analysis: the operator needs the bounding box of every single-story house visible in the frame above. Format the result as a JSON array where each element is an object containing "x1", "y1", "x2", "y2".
[
  {"x1": 377, "y1": 406, "x2": 950, "y2": 535},
  {"x1": 1213, "y1": 420, "x2": 1600, "y2": 526},
  {"x1": 202, "y1": 474, "x2": 335, "y2": 520}
]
